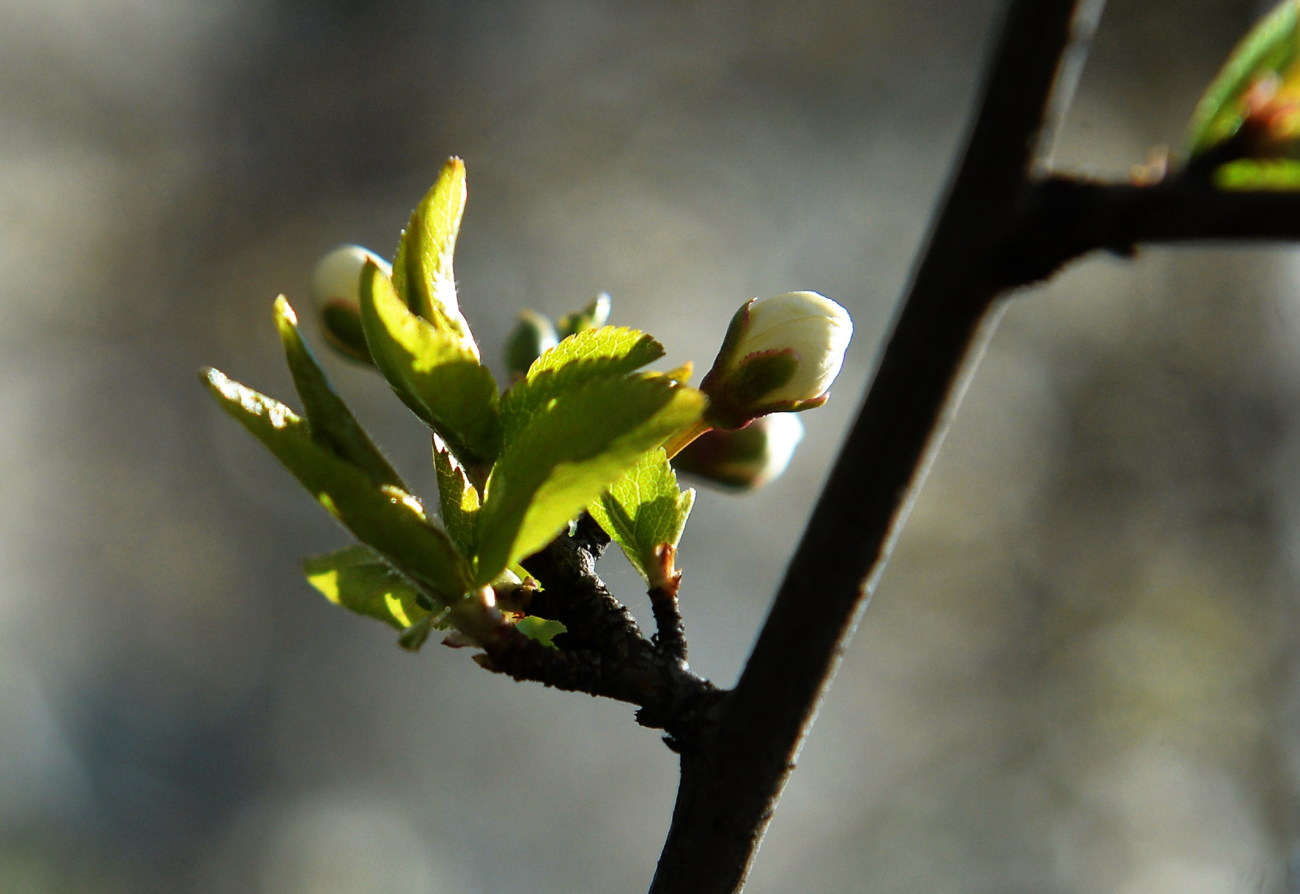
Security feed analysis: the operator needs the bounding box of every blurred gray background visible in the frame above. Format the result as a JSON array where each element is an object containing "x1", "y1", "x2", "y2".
[{"x1": 4, "y1": 0, "x2": 1298, "y2": 891}]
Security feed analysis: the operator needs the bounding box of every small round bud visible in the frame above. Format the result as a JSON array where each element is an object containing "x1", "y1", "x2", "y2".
[
  {"x1": 504, "y1": 309, "x2": 560, "y2": 378},
  {"x1": 701, "y1": 291, "x2": 852, "y2": 428},
  {"x1": 310, "y1": 244, "x2": 392, "y2": 307},
  {"x1": 673, "y1": 413, "x2": 804, "y2": 491},
  {"x1": 309, "y1": 245, "x2": 392, "y2": 365},
  {"x1": 556, "y1": 292, "x2": 612, "y2": 337}
]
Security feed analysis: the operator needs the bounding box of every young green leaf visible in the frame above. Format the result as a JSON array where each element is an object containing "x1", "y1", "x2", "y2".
[
  {"x1": 499, "y1": 326, "x2": 666, "y2": 442},
  {"x1": 304, "y1": 544, "x2": 434, "y2": 631},
  {"x1": 359, "y1": 260, "x2": 501, "y2": 466},
  {"x1": 274, "y1": 296, "x2": 405, "y2": 490},
  {"x1": 391, "y1": 157, "x2": 478, "y2": 354},
  {"x1": 203, "y1": 368, "x2": 473, "y2": 604},
  {"x1": 1188, "y1": 0, "x2": 1300, "y2": 158},
  {"x1": 433, "y1": 433, "x2": 481, "y2": 555},
  {"x1": 514, "y1": 616, "x2": 567, "y2": 648},
  {"x1": 473, "y1": 374, "x2": 706, "y2": 585},
  {"x1": 588, "y1": 448, "x2": 695, "y2": 588}
]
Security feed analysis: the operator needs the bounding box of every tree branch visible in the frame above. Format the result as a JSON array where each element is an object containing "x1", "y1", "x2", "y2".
[
  {"x1": 649, "y1": 0, "x2": 1088, "y2": 890},
  {"x1": 497, "y1": 516, "x2": 720, "y2": 734},
  {"x1": 1002, "y1": 173, "x2": 1300, "y2": 284}
]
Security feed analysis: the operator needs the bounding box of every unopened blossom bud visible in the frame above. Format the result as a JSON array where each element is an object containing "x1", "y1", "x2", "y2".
[
  {"x1": 673, "y1": 413, "x2": 804, "y2": 491},
  {"x1": 700, "y1": 291, "x2": 852, "y2": 429},
  {"x1": 311, "y1": 244, "x2": 392, "y2": 306},
  {"x1": 309, "y1": 244, "x2": 392, "y2": 365},
  {"x1": 504, "y1": 309, "x2": 560, "y2": 378},
  {"x1": 556, "y1": 292, "x2": 612, "y2": 337}
]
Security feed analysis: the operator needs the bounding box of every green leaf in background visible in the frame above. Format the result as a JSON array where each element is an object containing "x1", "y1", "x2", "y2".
[
  {"x1": 434, "y1": 433, "x2": 481, "y2": 555},
  {"x1": 203, "y1": 368, "x2": 473, "y2": 605},
  {"x1": 274, "y1": 296, "x2": 405, "y2": 490},
  {"x1": 499, "y1": 326, "x2": 666, "y2": 442},
  {"x1": 1188, "y1": 0, "x2": 1300, "y2": 158},
  {"x1": 360, "y1": 260, "x2": 502, "y2": 466},
  {"x1": 304, "y1": 544, "x2": 434, "y2": 631},
  {"x1": 1214, "y1": 156, "x2": 1300, "y2": 188},
  {"x1": 588, "y1": 448, "x2": 694, "y2": 588},
  {"x1": 391, "y1": 157, "x2": 478, "y2": 354},
  {"x1": 473, "y1": 374, "x2": 707, "y2": 585}
]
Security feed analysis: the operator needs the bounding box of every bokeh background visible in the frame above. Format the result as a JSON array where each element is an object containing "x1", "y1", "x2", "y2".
[{"x1": 4, "y1": 0, "x2": 1298, "y2": 891}]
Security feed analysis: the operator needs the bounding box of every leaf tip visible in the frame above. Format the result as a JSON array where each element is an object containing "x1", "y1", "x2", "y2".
[{"x1": 274, "y1": 294, "x2": 296, "y2": 324}]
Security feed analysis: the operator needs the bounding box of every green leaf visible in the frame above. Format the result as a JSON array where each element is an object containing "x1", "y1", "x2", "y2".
[
  {"x1": 203, "y1": 368, "x2": 473, "y2": 605},
  {"x1": 274, "y1": 296, "x2": 405, "y2": 490},
  {"x1": 588, "y1": 448, "x2": 694, "y2": 586},
  {"x1": 499, "y1": 326, "x2": 665, "y2": 442},
  {"x1": 360, "y1": 260, "x2": 501, "y2": 465},
  {"x1": 391, "y1": 157, "x2": 477, "y2": 350},
  {"x1": 473, "y1": 374, "x2": 706, "y2": 585},
  {"x1": 514, "y1": 616, "x2": 567, "y2": 648},
  {"x1": 1188, "y1": 0, "x2": 1300, "y2": 157},
  {"x1": 304, "y1": 545, "x2": 432, "y2": 630},
  {"x1": 1215, "y1": 157, "x2": 1300, "y2": 188},
  {"x1": 433, "y1": 433, "x2": 480, "y2": 555}
]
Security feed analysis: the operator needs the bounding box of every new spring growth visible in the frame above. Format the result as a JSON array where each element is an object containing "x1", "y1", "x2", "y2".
[
  {"x1": 699, "y1": 291, "x2": 852, "y2": 430},
  {"x1": 310, "y1": 244, "x2": 391, "y2": 365}
]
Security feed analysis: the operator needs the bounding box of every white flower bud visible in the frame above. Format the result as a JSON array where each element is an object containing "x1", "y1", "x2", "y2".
[
  {"x1": 674, "y1": 413, "x2": 805, "y2": 490},
  {"x1": 742, "y1": 291, "x2": 851, "y2": 401},
  {"x1": 309, "y1": 245, "x2": 392, "y2": 365},
  {"x1": 309, "y1": 244, "x2": 392, "y2": 308},
  {"x1": 701, "y1": 291, "x2": 852, "y2": 427}
]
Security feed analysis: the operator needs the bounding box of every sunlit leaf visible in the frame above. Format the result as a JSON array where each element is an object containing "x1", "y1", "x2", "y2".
[
  {"x1": 514, "y1": 616, "x2": 567, "y2": 648},
  {"x1": 304, "y1": 544, "x2": 433, "y2": 630},
  {"x1": 391, "y1": 157, "x2": 477, "y2": 353},
  {"x1": 588, "y1": 448, "x2": 694, "y2": 587},
  {"x1": 434, "y1": 433, "x2": 481, "y2": 555},
  {"x1": 274, "y1": 296, "x2": 405, "y2": 489},
  {"x1": 499, "y1": 326, "x2": 665, "y2": 442},
  {"x1": 473, "y1": 374, "x2": 706, "y2": 585},
  {"x1": 203, "y1": 368, "x2": 473, "y2": 605},
  {"x1": 360, "y1": 260, "x2": 501, "y2": 465}
]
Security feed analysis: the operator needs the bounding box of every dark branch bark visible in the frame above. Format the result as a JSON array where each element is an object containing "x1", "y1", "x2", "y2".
[
  {"x1": 1001, "y1": 174, "x2": 1300, "y2": 284},
  {"x1": 648, "y1": 572, "x2": 688, "y2": 665},
  {"x1": 649, "y1": 0, "x2": 1087, "y2": 890},
  {"x1": 477, "y1": 517, "x2": 720, "y2": 735}
]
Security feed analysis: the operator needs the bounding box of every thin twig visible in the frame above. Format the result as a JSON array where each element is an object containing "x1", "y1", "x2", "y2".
[
  {"x1": 475, "y1": 620, "x2": 719, "y2": 732},
  {"x1": 648, "y1": 573, "x2": 687, "y2": 665}
]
